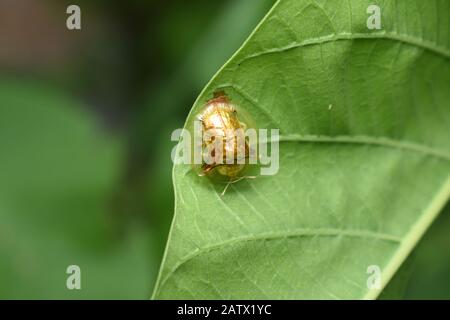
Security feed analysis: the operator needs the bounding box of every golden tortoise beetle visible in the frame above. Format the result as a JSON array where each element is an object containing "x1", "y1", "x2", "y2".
[{"x1": 195, "y1": 91, "x2": 257, "y2": 195}]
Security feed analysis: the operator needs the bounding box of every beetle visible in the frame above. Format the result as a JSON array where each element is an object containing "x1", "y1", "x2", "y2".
[{"x1": 196, "y1": 91, "x2": 256, "y2": 195}]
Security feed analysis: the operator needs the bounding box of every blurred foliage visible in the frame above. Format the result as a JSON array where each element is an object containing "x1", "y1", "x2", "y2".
[
  {"x1": 0, "y1": 0, "x2": 273, "y2": 298},
  {"x1": 0, "y1": 0, "x2": 448, "y2": 299},
  {"x1": 0, "y1": 78, "x2": 155, "y2": 298}
]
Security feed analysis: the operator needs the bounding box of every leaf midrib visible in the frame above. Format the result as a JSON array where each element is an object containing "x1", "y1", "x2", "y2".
[{"x1": 364, "y1": 175, "x2": 450, "y2": 299}]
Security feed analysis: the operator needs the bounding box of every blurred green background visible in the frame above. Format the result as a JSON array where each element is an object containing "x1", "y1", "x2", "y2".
[{"x1": 0, "y1": 0, "x2": 448, "y2": 299}]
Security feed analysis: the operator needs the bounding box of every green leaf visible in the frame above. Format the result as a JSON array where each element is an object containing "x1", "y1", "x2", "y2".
[
  {"x1": 0, "y1": 79, "x2": 156, "y2": 298},
  {"x1": 153, "y1": 0, "x2": 450, "y2": 299}
]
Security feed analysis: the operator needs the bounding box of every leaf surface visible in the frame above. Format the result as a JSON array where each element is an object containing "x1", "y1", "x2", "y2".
[{"x1": 153, "y1": 0, "x2": 450, "y2": 299}]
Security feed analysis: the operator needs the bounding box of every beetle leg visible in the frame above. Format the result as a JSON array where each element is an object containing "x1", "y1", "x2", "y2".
[
  {"x1": 220, "y1": 182, "x2": 231, "y2": 197},
  {"x1": 220, "y1": 175, "x2": 247, "y2": 196},
  {"x1": 220, "y1": 174, "x2": 258, "y2": 196},
  {"x1": 201, "y1": 163, "x2": 216, "y2": 176}
]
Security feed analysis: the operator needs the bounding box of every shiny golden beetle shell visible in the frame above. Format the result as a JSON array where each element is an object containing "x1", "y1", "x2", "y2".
[{"x1": 194, "y1": 91, "x2": 256, "y2": 184}]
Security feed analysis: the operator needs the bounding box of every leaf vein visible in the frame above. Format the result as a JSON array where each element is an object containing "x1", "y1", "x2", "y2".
[
  {"x1": 156, "y1": 228, "x2": 401, "y2": 294},
  {"x1": 237, "y1": 32, "x2": 450, "y2": 64},
  {"x1": 277, "y1": 134, "x2": 450, "y2": 161}
]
